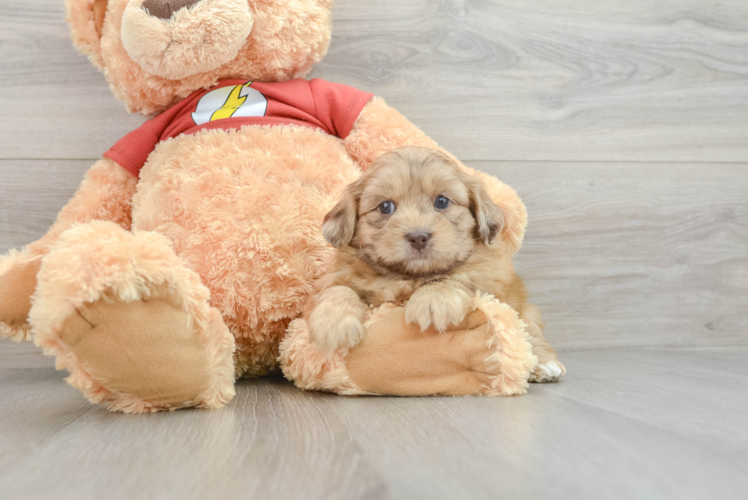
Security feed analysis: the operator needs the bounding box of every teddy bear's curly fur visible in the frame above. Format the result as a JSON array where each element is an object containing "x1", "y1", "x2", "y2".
[{"x1": 0, "y1": 0, "x2": 545, "y2": 412}]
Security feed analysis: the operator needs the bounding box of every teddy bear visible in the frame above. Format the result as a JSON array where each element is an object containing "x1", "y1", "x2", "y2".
[{"x1": 0, "y1": 0, "x2": 543, "y2": 413}]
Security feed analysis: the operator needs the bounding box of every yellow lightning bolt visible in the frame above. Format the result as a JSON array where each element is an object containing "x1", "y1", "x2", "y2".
[{"x1": 210, "y1": 82, "x2": 253, "y2": 122}]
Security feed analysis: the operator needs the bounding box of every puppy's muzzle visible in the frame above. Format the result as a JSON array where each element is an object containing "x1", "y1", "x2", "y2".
[{"x1": 406, "y1": 231, "x2": 432, "y2": 251}]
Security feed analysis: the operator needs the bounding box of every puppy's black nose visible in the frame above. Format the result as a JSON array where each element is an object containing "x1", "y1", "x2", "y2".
[{"x1": 406, "y1": 231, "x2": 432, "y2": 250}]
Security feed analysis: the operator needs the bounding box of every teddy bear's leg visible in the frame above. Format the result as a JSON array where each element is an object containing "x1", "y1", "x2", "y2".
[
  {"x1": 29, "y1": 221, "x2": 235, "y2": 413},
  {"x1": 0, "y1": 159, "x2": 136, "y2": 341},
  {"x1": 280, "y1": 294, "x2": 538, "y2": 397},
  {"x1": 521, "y1": 303, "x2": 566, "y2": 383}
]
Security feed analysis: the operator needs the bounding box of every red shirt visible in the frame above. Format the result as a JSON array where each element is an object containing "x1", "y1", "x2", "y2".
[{"x1": 104, "y1": 79, "x2": 374, "y2": 177}]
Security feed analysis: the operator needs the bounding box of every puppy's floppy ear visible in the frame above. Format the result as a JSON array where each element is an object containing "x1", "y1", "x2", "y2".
[
  {"x1": 322, "y1": 179, "x2": 364, "y2": 249},
  {"x1": 467, "y1": 176, "x2": 505, "y2": 245}
]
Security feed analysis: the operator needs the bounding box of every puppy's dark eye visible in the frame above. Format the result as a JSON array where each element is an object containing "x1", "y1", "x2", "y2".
[
  {"x1": 434, "y1": 195, "x2": 450, "y2": 209},
  {"x1": 379, "y1": 201, "x2": 396, "y2": 215}
]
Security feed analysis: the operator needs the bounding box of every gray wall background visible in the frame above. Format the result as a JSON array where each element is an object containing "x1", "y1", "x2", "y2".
[{"x1": 1, "y1": 0, "x2": 746, "y2": 367}]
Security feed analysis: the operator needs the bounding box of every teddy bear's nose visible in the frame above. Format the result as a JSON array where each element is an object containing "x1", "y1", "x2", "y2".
[{"x1": 142, "y1": 0, "x2": 201, "y2": 19}]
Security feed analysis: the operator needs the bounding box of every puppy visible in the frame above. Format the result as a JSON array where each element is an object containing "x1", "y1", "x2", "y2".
[{"x1": 307, "y1": 146, "x2": 565, "y2": 382}]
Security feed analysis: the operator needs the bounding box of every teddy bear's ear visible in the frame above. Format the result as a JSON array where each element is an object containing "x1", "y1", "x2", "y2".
[
  {"x1": 464, "y1": 175, "x2": 506, "y2": 246},
  {"x1": 65, "y1": 0, "x2": 108, "y2": 68},
  {"x1": 438, "y1": 151, "x2": 528, "y2": 254},
  {"x1": 465, "y1": 169, "x2": 528, "y2": 255}
]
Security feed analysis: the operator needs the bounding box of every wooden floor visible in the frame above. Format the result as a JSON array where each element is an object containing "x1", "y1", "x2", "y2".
[
  {"x1": 1, "y1": 347, "x2": 747, "y2": 499},
  {"x1": 1, "y1": 1, "x2": 747, "y2": 498}
]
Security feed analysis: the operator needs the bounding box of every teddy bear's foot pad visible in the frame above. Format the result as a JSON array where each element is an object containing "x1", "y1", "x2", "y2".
[
  {"x1": 29, "y1": 221, "x2": 236, "y2": 412},
  {"x1": 59, "y1": 293, "x2": 213, "y2": 410}
]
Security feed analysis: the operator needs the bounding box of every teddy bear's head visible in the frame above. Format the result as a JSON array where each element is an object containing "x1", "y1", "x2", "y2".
[{"x1": 67, "y1": 0, "x2": 334, "y2": 114}]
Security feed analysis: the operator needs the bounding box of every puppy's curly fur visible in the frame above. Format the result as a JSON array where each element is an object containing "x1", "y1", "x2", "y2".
[{"x1": 307, "y1": 146, "x2": 564, "y2": 382}]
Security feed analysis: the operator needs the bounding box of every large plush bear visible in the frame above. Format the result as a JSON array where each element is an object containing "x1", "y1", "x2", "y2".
[{"x1": 0, "y1": 0, "x2": 547, "y2": 412}]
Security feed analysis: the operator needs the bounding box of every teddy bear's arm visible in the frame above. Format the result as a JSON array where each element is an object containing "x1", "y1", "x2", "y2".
[
  {"x1": 0, "y1": 158, "x2": 137, "y2": 340},
  {"x1": 26, "y1": 158, "x2": 137, "y2": 256},
  {"x1": 344, "y1": 97, "x2": 442, "y2": 171},
  {"x1": 345, "y1": 96, "x2": 476, "y2": 178}
]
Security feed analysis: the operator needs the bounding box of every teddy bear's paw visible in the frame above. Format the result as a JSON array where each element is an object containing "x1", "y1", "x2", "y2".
[
  {"x1": 29, "y1": 221, "x2": 236, "y2": 413},
  {"x1": 404, "y1": 283, "x2": 470, "y2": 332},
  {"x1": 55, "y1": 292, "x2": 222, "y2": 411},
  {"x1": 0, "y1": 251, "x2": 41, "y2": 342},
  {"x1": 529, "y1": 360, "x2": 566, "y2": 383}
]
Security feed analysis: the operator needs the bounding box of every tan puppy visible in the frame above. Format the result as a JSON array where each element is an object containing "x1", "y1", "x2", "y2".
[{"x1": 308, "y1": 146, "x2": 565, "y2": 383}]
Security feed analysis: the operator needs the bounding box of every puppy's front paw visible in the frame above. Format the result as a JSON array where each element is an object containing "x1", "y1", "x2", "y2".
[
  {"x1": 529, "y1": 360, "x2": 566, "y2": 383},
  {"x1": 307, "y1": 286, "x2": 368, "y2": 354},
  {"x1": 405, "y1": 284, "x2": 470, "y2": 332},
  {"x1": 308, "y1": 312, "x2": 363, "y2": 354}
]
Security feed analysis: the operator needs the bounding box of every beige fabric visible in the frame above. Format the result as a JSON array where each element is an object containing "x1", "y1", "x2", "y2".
[
  {"x1": 0, "y1": 258, "x2": 41, "y2": 329},
  {"x1": 59, "y1": 297, "x2": 211, "y2": 408},
  {"x1": 346, "y1": 307, "x2": 498, "y2": 396}
]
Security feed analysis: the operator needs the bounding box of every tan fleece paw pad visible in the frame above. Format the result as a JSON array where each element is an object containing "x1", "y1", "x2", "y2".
[
  {"x1": 29, "y1": 221, "x2": 236, "y2": 412},
  {"x1": 60, "y1": 295, "x2": 213, "y2": 410}
]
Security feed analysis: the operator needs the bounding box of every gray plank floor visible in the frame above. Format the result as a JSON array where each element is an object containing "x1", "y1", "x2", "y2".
[
  {"x1": 1, "y1": 0, "x2": 747, "y2": 499},
  {"x1": 1, "y1": 347, "x2": 747, "y2": 500}
]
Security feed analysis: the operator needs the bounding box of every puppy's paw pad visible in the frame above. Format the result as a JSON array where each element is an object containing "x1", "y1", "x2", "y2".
[{"x1": 529, "y1": 360, "x2": 565, "y2": 383}]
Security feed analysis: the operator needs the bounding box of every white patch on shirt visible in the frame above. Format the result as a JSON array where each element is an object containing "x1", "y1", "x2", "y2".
[{"x1": 191, "y1": 83, "x2": 268, "y2": 125}]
